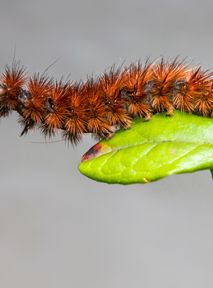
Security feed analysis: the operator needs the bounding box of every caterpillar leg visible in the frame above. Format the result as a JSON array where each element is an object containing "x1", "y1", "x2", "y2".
[{"x1": 165, "y1": 105, "x2": 174, "y2": 116}]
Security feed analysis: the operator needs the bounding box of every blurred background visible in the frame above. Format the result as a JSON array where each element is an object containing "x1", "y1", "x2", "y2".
[{"x1": 0, "y1": 0, "x2": 213, "y2": 287}]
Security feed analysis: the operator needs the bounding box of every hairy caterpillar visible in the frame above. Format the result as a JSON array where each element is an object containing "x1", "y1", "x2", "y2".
[{"x1": 0, "y1": 58, "x2": 212, "y2": 144}]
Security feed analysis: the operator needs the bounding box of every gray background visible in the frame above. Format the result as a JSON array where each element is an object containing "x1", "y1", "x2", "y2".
[{"x1": 0, "y1": 0, "x2": 213, "y2": 287}]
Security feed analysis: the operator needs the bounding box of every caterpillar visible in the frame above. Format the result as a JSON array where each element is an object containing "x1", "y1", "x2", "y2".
[{"x1": 0, "y1": 58, "x2": 212, "y2": 144}]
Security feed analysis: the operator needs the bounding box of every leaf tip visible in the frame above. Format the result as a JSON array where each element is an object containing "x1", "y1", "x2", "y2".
[{"x1": 81, "y1": 142, "x2": 112, "y2": 162}]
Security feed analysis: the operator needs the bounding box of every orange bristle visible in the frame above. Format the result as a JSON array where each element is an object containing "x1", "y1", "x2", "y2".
[
  {"x1": 82, "y1": 80, "x2": 112, "y2": 137},
  {"x1": 98, "y1": 67, "x2": 132, "y2": 128},
  {"x1": 63, "y1": 85, "x2": 87, "y2": 144},
  {"x1": 120, "y1": 61, "x2": 153, "y2": 119},
  {"x1": 0, "y1": 63, "x2": 26, "y2": 116}
]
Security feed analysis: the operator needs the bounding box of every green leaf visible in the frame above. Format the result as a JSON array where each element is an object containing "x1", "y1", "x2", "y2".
[
  {"x1": 78, "y1": 111, "x2": 213, "y2": 184},
  {"x1": 211, "y1": 169, "x2": 213, "y2": 179}
]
